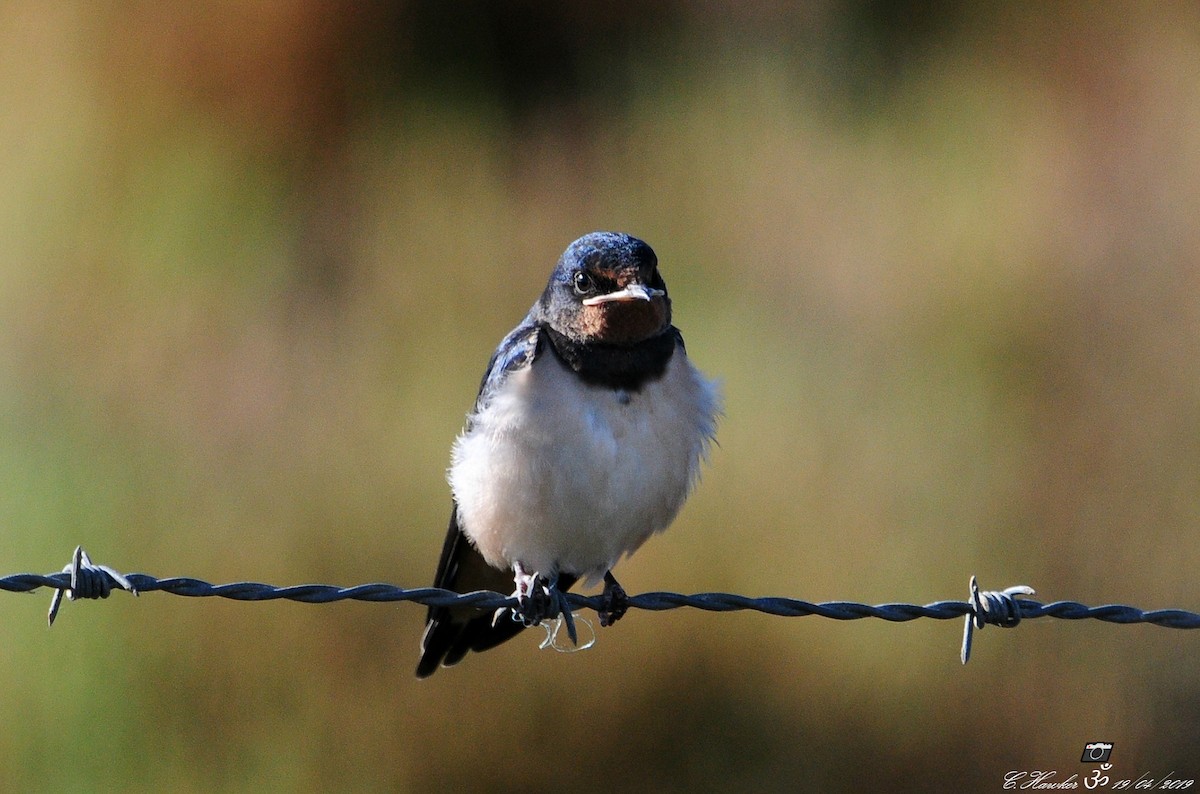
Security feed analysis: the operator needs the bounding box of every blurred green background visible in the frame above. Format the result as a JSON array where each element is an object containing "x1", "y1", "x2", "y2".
[{"x1": 2, "y1": 2, "x2": 1198, "y2": 791}]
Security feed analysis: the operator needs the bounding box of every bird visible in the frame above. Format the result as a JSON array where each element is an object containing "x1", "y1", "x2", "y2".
[{"x1": 416, "y1": 231, "x2": 719, "y2": 678}]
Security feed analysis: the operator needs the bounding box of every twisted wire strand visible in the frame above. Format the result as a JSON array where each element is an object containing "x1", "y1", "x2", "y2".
[{"x1": 3, "y1": 548, "x2": 1197, "y2": 663}]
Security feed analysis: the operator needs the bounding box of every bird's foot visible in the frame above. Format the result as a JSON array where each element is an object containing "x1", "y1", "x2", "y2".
[
  {"x1": 512, "y1": 564, "x2": 557, "y2": 627},
  {"x1": 598, "y1": 571, "x2": 629, "y2": 627}
]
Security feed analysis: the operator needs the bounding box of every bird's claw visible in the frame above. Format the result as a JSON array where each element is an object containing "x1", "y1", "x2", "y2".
[
  {"x1": 598, "y1": 571, "x2": 629, "y2": 627},
  {"x1": 513, "y1": 566, "x2": 556, "y2": 627}
]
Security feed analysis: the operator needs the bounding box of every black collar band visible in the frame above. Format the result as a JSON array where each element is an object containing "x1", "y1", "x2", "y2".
[{"x1": 542, "y1": 326, "x2": 679, "y2": 391}]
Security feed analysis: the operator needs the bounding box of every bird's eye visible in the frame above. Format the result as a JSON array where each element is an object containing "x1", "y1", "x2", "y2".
[{"x1": 573, "y1": 271, "x2": 594, "y2": 295}]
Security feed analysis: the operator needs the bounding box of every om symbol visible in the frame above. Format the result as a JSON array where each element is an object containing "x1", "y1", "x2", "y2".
[{"x1": 1084, "y1": 763, "x2": 1112, "y2": 790}]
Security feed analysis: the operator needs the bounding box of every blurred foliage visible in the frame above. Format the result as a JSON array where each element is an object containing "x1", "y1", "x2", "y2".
[{"x1": 1, "y1": 2, "x2": 1199, "y2": 791}]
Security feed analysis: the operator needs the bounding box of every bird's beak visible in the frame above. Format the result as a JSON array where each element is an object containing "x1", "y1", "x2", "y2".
[{"x1": 583, "y1": 284, "x2": 664, "y2": 306}]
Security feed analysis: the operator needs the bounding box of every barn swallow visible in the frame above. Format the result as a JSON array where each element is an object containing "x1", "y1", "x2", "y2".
[{"x1": 416, "y1": 231, "x2": 719, "y2": 678}]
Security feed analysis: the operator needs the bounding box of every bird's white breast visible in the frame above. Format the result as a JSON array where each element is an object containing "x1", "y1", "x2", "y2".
[{"x1": 449, "y1": 347, "x2": 719, "y2": 585}]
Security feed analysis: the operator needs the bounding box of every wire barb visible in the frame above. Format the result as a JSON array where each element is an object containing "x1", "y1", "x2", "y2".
[
  {"x1": 960, "y1": 576, "x2": 1036, "y2": 664},
  {"x1": 46, "y1": 546, "x2": 139, "y2": 627}
]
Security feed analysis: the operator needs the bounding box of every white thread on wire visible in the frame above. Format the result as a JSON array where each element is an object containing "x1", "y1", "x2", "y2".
[{"x1": 538, "y1": 613, "x2": 597, "y2": 653}]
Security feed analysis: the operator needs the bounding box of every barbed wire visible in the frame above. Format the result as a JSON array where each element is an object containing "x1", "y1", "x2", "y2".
[{"x1": 3, "y1": 547, "x2": 1197, "y2": 664}]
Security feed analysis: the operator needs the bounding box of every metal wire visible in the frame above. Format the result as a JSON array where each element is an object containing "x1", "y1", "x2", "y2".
[{"x1": 3, "y1": 547, "x2": 1197, "y2": 664}]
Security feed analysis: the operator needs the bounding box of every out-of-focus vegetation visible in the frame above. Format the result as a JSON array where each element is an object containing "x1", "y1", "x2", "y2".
[{"x1": 2, "y1": 3, "x2": 1198, "y2": 791}]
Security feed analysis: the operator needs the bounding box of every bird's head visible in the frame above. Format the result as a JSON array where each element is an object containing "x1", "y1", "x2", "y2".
[{"x1": 535, "y1": 232, "x2": 671, "y2": 345}]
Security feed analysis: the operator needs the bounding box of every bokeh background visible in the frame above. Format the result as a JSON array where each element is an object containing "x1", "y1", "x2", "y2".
[{"x1": 2, "y1": 3, "x2": 1198, "y2": 791}]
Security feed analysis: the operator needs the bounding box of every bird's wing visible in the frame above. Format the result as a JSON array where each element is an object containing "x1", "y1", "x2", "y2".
[
  {"x1": 415, "y1": 504, "x2": 529, "y2": 677},
  {"x1": 416, "y1": 321, "x2": 577, "y2": 677},
  {"x1": 470, "y1": 318, "x2": 543, "y2": 423}
]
